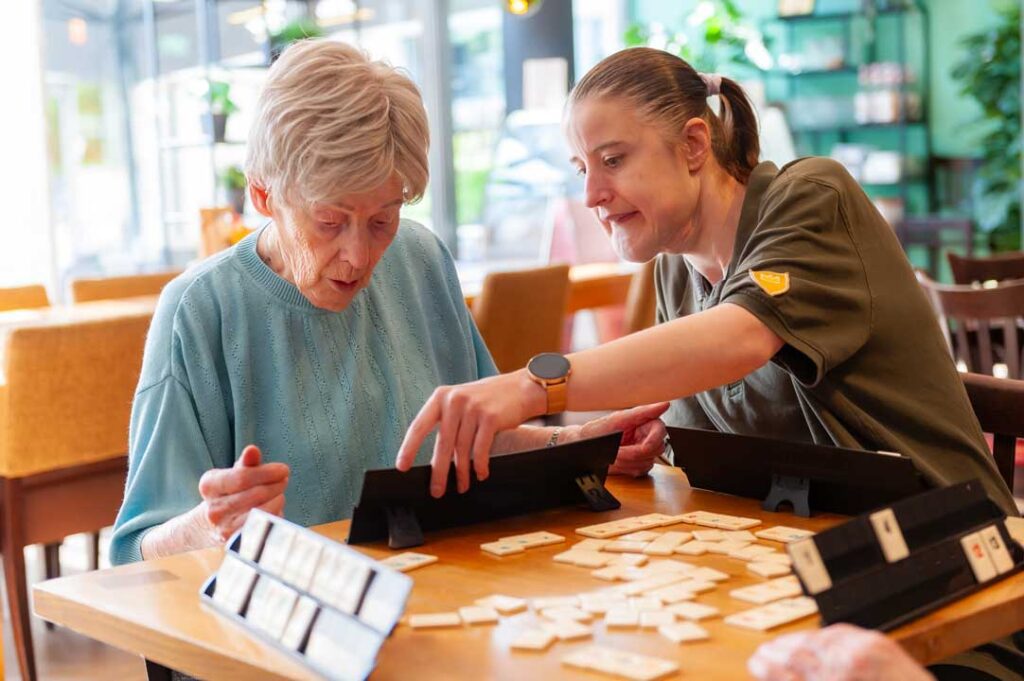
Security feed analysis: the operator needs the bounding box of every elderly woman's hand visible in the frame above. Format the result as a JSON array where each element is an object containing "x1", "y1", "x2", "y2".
[
  {"x1": 197, "y1": 445, "x2": 290, "y2": 542},
  {"x1": 748, "y1": 624, "x2": 934, "y2": 681},
  {"x1": 565, "y1": 403, "x2": 669, "y2": 477}
]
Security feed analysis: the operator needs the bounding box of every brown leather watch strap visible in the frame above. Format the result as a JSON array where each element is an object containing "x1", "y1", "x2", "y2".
[{"x1": 546, "y1": 378, "x2": 568, "y2": 415}]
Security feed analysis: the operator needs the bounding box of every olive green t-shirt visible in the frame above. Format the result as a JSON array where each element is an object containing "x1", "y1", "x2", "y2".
[{"x1": 656, "y1": 158, "x2": 1017, "y2": 516}]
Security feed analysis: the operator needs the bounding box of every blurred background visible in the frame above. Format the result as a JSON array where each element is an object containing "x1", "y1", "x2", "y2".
[
  {"x1": 1, "y1": 2, "x2": 1023, "y2": 678},
  {"x1": 3, "y1": 0, "x2": 1021, "y2": 298}
]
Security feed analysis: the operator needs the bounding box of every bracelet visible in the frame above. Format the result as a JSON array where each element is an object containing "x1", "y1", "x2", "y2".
[{"x1": 546, "y1": 427, "x2": 562, "y2": 448}]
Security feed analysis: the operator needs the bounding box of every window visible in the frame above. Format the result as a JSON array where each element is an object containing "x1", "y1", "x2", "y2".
[{"x1": 40, "y1": 0, "x2": 152, "y2": 294}]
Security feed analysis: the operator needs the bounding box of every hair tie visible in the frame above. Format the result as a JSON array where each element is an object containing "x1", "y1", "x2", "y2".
[{"x1": 698, "y1": 72, "x2": 722, "y2": 97}]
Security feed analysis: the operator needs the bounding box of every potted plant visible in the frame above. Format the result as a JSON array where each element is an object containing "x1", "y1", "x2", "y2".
[
  {"x1": 951, "y1": 0, "x2": 1021, "y2": 252},
  {"x1": 623, "y1": 0, "x2": 771, "y2": 75},
  {"x1": 219, "y1": 165, "x2": 247, "y2": 215},
  {"x1": 266, "y1": 18, "x2": 325, "y2": 64},
  {"x1": 203, "y1": 80, "x2": 238, "y2": 143}
]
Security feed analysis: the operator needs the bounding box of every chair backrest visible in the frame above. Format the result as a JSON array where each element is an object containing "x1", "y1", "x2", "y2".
[
  {"x1": 0, "y1": 313, "x2": 150, "y2": 477},
  {"x1": 948, "y1": 251, "x2": 1024, "y2": 286},
  {"x1": 919, "y1": 275, "x2": 1024, "y2": 379},
  {"x1": 962, "y1": 372, "x2": 1024, "y2": 492},
  {"x1": 0, "y1": 285, "x2": 49, "y2": 312},
  {"x1": 622, "y1": 259, "x2": 658, "y2": 336},
  {"x1": 70, "y1": 271, "x2": 180, "y2": 303},
  {"x1": 200, "y1": 206, "x2": 238, "y2": 258},
  {"x1": 472, "y1": 264, "x2": 571, "y2": 374}
]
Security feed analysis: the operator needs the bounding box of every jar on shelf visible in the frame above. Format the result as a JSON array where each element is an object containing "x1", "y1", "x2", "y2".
[{"x1": 869, "y1": 62, "x2": 901, "y2": 124}]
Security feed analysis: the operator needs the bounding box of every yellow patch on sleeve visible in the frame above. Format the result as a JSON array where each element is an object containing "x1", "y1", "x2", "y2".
[{"x1": 749, "y1": 270, "x2": 790, "y2": 296}]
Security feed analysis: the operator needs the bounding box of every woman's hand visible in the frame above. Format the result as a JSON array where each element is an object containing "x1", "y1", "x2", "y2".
[
  {"x1": 566, "y1": 403, "x2": 669, "y2": 477},
  {"x1": 197, "y1": 445, "x2": 290, "y2": 542},
  {"x1": 748, "y1": 624, "x2": 934, "y2": 681},
  {"x1": 395, "y1": 370, "x2": 549, "y2": 498}
]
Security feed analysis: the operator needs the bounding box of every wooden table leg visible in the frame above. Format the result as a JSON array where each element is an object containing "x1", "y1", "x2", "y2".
[{"x1": 43, "y1": 543, "x2": 60, "y2": 631}]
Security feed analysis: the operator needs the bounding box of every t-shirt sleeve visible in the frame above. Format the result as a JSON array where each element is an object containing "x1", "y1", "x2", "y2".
[{"x1": 719, "y1": 176, "x2": 871, "y2": 387}]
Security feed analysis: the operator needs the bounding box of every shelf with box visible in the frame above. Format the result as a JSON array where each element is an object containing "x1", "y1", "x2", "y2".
[
  {"x1": 140, "y1": 0, "x2": 316, "y2": 265},
  {"x1": 762, "y1": 1, "x2": 958, "y2": 274}
]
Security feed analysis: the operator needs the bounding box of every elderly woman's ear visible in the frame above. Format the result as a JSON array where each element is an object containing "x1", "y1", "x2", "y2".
[{"x1": 250, "y1": 183, "x2": 272, "y2": 218}]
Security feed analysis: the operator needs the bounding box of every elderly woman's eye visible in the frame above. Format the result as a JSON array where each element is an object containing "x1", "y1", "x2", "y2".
[
  {"x1": 318, "y1": 222, "x2": 344, "y2": 234},
  {"x1": 604, "y1": 155, "x2": 622, "y2": 169},
  {"x1": 373, "y1": 218, "x2": 398, "y2": 233}
]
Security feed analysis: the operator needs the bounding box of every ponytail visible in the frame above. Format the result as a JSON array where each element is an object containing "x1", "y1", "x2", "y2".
[
  {"x1": 569, "y1": 48, "x2": 760, "y2": 184},
  {"x1": 711, "y1": 76, "x2": 760, "y2": 184}
]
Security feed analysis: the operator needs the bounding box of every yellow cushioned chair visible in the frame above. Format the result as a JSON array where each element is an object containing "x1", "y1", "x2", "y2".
[
  {"x1": 0, "y1": 312, "x2": 149, "y2": 681},
  {"x1": 471, "y1": 264, "x2": 571, "y2": 374},
  {"x1": 0, "y1": 285, "x2": 49, "y2": 312},
  {"x1": 70, "y1": 271, "x2": 180, "y2": 303},
  {"x1": 0, "y1": 283, "x2": 66, "y2": 626}
]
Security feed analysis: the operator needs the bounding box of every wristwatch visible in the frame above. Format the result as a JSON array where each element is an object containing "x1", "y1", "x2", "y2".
[{"x1": 526, "y1": 352, "x2": 572, "y2": 415}]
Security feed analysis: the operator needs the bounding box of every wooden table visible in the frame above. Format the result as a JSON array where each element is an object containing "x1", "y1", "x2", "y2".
[
  {"x1": 33, "y1": 466, "x2": 1024, "y2": 680},
  {"x1": 462, "y1": 262, "x2": 637, "y2": 313}
]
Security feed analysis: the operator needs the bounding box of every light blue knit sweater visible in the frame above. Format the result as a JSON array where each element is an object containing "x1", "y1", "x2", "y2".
[{"x1": 110, "y1": 220, "x2": 497, "y2": 564}]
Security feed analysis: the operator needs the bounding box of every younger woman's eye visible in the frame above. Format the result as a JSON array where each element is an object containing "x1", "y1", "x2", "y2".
[
  {"x1": 573, "y1": 165, "x2": 586, "y2": 177},
  {"x1": 604, "y1": 155, "x2": 623, "y2": 168}
]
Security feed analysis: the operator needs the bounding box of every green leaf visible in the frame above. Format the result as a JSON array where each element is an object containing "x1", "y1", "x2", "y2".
[
  {"x1": 951, "y1": 2, "x2": 1020, "y2": 238},
  {"x1": 623, "y1": 23, "x2": 648, "y2": 47}
]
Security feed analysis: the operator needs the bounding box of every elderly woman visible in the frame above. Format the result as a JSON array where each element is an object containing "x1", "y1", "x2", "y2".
[{"x1": 110, "y1": 40, "x2": 666, "y2": 565}]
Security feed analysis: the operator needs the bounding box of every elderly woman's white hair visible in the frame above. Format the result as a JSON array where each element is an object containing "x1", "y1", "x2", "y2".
[{"x1": 245, "y1": 39, "x2": 429, "y2": 208}]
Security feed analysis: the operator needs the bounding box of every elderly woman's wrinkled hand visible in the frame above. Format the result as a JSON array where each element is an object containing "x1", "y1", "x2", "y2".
[
  {"x1": 568, "y1": 403, "x2": 669, "y2": 477},
  {"x1": 395, "y1": 371, "x2": 546, "y2": 498},
  {"x1": 197, "y1": 444, "x2": 290, "y2": 542},
  {"x1": 748, "y1": 624, "x2": 935, "y2": 681}
]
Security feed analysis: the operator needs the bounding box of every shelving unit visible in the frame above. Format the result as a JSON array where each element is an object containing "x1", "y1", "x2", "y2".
[
  {"x1": 763, "y1": 1, "x2": 932, "y2": 222},
  {"x1": 132, "y1": 1, "x2": 462, "y2": 264},
  {"x1": 139, "y1": 0, "x2": 312, "y2": 266}
]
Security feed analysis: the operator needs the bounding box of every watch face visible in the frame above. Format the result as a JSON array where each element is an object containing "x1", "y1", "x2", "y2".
[{"x1": 529, "y1": 352, "x2": 570, "y2": 380}]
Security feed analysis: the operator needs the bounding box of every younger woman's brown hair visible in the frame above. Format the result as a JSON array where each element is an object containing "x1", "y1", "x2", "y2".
[{"x1": 568, "y1": 47, "x2": 760, "y2": 184}]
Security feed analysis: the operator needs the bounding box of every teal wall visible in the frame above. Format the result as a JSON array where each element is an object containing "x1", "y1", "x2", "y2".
[
  {"x1": 629, "y1": 0, "x2": 1005, "y2": 158},
  {"x1": 925, "y1": 0, "x2": 1000, "y2": 157}
]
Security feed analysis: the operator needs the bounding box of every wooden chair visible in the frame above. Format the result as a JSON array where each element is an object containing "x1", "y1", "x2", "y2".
[
  {"x1": 948, "y1": 251, "x2": 1024, "y2": 285},
  {"x1": 199, "y1": 206, "x2": 238, "y2": 258},
  {"x1": 64, "y1": 271, "x2": 175, "y2": 581},
  {"x1": 917, "y1": 276, "x2": 1024, "y2": 379},
  {"x1": 0, "y1": 313, "x2": 149, "y2": 681},
  {"x1": 0, "y1": 285, "x2": 49, "y2": 312},
  {"x1": 962, "y1": 372, "x2": 1024, "y2": 495},
  {"x1": 0, "y1": 285, "x2": 66, "y2": 598},
  {"x1": 70, "y1": 270, "x2": 180, "y2": 303},
  {"x1": 622, "y1": 259, "x2": 658, "y2": 336},
  {"x1": 472, "y1": 264, "x2": 571, "y2": 374}
]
